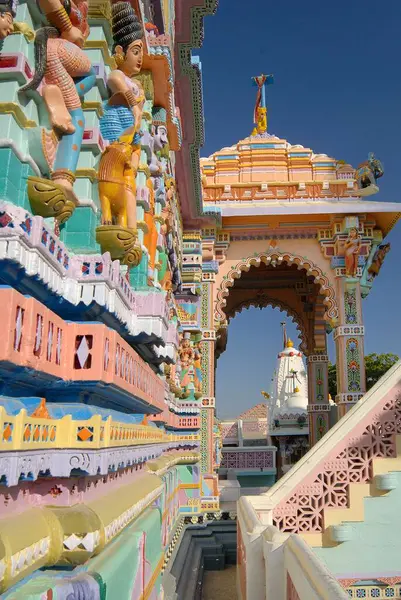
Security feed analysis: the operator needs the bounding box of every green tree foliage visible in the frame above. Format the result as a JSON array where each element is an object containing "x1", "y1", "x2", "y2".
[{"x1": 328, "y1": 353, "x2": 399, "y2": 399}]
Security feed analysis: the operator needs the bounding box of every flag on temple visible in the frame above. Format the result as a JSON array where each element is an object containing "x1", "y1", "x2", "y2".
[{"x1": 252, "y1": 74, "x2": 274, "y2": 123}]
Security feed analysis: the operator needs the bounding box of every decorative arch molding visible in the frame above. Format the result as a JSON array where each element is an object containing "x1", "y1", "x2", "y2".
[
  {"x1": 226, "y1": 296, "x2": 308, "y2": 353},
  {"x1": 214, "y1": 250, "x2": 338, "y2": 325}
]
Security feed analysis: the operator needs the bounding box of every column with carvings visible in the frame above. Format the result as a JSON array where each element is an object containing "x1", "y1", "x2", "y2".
[
  {"x1": 200, "y1": 229, "x2": 219, "y2": 474},
  {"x1": 307, "y1": 353, "x2": 331, "y2": 445},
  {"x1": 307, "y1": 292, "x2": 331, "y2": 445},
  {"x1": 334, "y1": 277, "x2": 366, "y2": 418},
  {"x1": 320, "y1": 215, "x2": 369, "y2": 420}
]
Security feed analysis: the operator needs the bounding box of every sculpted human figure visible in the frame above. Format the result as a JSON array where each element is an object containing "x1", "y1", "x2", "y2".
[
  {"x1": 20, "y1": 0, "x2": 95, "y2": 202},
  {"x1": 368, "y1": 243, "x2": 390, "y2": 279},
  {"x1": 0, "y1": 0, "x2": 15, "y2": 39},
  {"x1": 179, "y1": 333, "x2": 194, "y2": 392},
  {"x1": 98, "y1": 1, "x2": 145, "y2": 230},
  {"x1": 143, "y1": 106, "x2": 169, "y2": 284},
  {"x1": 344, "y1": 227, "x2": 361, "y2": 277}
]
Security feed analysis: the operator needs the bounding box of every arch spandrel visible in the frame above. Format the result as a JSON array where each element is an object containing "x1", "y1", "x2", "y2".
[{"x1": 213, "y1": 241, "x2": 339, "y2": 328}]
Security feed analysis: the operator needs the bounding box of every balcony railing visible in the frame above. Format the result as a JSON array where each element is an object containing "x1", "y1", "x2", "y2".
[
  {"x1": 0, "y1": 405, "x2": 200, "y2": 451},
  {"x1": 0, "y1": 287, "x2": 165, "y2": 413}
]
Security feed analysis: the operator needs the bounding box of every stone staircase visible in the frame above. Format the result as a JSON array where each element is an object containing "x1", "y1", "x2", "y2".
[{"x1": 168, "y1": 521, "x2": 237, "y2": 600}]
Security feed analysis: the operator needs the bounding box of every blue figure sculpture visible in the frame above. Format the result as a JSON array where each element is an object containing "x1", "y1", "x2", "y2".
[{"x1": 355, "y1": 152, "x2": 384, "y2": 196}]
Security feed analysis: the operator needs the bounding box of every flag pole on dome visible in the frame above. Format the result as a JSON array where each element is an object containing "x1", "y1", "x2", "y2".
[
  {"x1": 280, "y1": 321, "x2": 287, "y2": 350},
  {"x1": 251, "y1": 73, "x2": 274, "y2": 133}
]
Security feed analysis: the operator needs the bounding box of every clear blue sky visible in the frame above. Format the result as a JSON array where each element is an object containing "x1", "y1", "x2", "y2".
[{"x1": 197, "y1": 0, "x2": 401, "y2": 420}]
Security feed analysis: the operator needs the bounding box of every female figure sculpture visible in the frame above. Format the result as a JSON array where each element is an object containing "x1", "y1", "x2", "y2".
[
  {"x1": 20, "y1": 0, "x2": 96, "y2": 211},
  {"x1": 368, "y1": 243, "x2": 390, "y2": 279},
  {"x1": 193, "y1": 342, "x2": 203, "y2": 398},
  {"x1": 96, "y1": 2, "x2": 145, "y2": 267},
  {"x1": 344, "y1": 227, "x2": 361, "y2": 278},
  {"x1": 99, "y1": 1, "x2": 145, "y2": 146},
  {"x1": 0, "y1": 0, "x2": 15, "y2": 39},
  {"x1": 179, "y1": 333, "x2": 194, "y2": 395}
]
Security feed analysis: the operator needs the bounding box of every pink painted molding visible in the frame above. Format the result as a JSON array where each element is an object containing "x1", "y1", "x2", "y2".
[
  {"x1": 150, "y1": 406, "x2": 200, "y2": 429},
  {"x1": 254, "y1": 361, "x2": 401, "y2": 534},
  {"x1": 0, "y1": 287, "x2": 165, "y2": 411}
]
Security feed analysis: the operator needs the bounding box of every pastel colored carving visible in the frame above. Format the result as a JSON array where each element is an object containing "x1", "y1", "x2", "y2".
[
  {"x1": 19, "y1": 0, "x2": 95, "y2": 218},
  {"x1": 344, "y1": 227, "x2": 361, "y2": 278}
]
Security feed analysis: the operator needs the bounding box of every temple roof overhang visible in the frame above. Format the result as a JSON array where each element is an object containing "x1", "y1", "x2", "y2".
[{"x1": 215, "y1": 200, "x2": 401, "y2": 237}]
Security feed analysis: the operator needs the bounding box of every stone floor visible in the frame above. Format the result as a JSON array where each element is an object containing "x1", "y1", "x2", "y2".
[{"x1": 202, "y1": 566, "x2": 238, "y2": 600}]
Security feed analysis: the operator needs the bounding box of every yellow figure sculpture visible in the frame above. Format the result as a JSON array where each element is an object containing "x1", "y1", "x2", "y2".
[
  {"x1": 144, "y1": 178, "x2": 158, "y2": 283},
  {"x1": 98, "y1": 128, "x2": 139, "y2": 229},
  {"x1": 96, "y1": 125, "x2": 142, "y2": 268},
  {"x1": 255, "y1": 106, "x2": 267, "y2": 134}
]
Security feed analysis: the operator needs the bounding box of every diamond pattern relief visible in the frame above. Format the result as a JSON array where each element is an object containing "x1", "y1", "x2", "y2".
[
  {"x1": 76, "y1": 335, "x2": 90, "y2": 369},
  {"x1": 77, "y1": 426, "x2": 93, "y2": 442},
  {"x1": 63, "y1": 531, "x2": 100, "y2": 552}
]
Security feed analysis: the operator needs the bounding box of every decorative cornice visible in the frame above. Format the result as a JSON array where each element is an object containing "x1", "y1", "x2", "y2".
[{"x1": 175, "y1": 1, "x2": 220, "y2": 227}]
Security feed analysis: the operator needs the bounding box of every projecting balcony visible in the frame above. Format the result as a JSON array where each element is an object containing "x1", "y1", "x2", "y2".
[
  {"x1": 150, "y1": 406, "x2": 200, "y2": 430},
  {"x1": 0, "y1": 287, "x2": 165, "y2": 414}
]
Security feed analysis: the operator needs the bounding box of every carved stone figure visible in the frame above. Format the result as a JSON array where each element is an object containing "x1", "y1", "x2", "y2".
[
  {"x1": 99, "y1": 1, "x2": 145, "y2": 146},
  {"x1": 355, "y1": 152, "x2": 384, "y2": 196},
  {"x1": 193, "y1": 342, "x2": 203, "y2": 398},
  {"x1": 96, "y1": 1, "x2": 145, "y2": 267},
  {"x1": 0, "y1": 0, "x2": 35, "y2": 41},
  {"x1": 178, "y1": 333, "x2": 194, "y2": 395},
  {"x1": 344, "y1": 227, "x2": 361, "y2": 278},
  {"x1": 142, "y1": 106, "x2": 169, "y2": 284},
  {"x1": 20, "y1": 0, "x2": 96, "y2": 220},
  {"x1": 368, "y1": 243, "x2": 390, "y2": 279},
  {"x1": 0, "y1": 0, "x2": 15, "y2": 39}
]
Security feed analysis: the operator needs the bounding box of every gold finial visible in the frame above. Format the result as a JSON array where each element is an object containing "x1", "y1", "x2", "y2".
[
  {"x1": 294, "y1": 387, "x2": 300, "y2": 393},
  {"x1": 261, "y1": 391, "x2": 270, "y2": 400},
  {"x1": 286, "y1": 339, "x2": 294, "y2": 348}
]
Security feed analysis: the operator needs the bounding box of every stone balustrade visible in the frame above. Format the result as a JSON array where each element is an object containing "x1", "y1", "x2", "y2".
[
  {"x1": 0, "y1": 406, "x2": 168, "y2": 451},
  {"x1": 0, "y1": 287, "x2": 165, "y2": 413}
]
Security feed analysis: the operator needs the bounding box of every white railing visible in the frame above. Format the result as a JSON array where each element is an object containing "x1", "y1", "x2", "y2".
[{"x1": 238, "y1": 497, "x2": 348, "y2": 600}]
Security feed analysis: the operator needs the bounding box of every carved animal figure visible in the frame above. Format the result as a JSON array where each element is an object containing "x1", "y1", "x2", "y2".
[
  {"x1": 98, "y1": 139, "x2": 137, "y2": 228},
  {"x1": 355, "y1": 152, "x2": 384, "y2": 191}
]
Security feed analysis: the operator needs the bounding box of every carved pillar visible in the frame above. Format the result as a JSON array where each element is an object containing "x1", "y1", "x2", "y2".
[
  {"x1": 334, "y1": 278, "x2": 366, "y2": 418},
  {"x1": 200, "y1": 273, "x2": 216, "y2": 474},
  {"x1": 307, "y1": 354, "x2": 331, "y2": 445},
  {"x1": 307, "y1": 293, "x2": 331, "y2": 446},
  {"x1": 319, "y1": 215, "x2": 368, "y2": 421}
]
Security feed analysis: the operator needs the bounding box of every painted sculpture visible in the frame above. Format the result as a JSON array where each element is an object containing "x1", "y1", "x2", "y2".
[
  {"x1": 250, "y1": 73, "x2": 274, "y2": 135},
  {"x1": 193, "y1": 342, "x2": 203, "y2": 399},
  {"x1": 96, "y1": 1, "x2": 145, "y2": 268},
  {"x1": 344, "y1": 227, "x2": 361, "y2": 278},
  {"x1": 0, "y1": 0, "x2": 15, "y2": 39},
  {"x1": 355, "y1": 152, "x2": 384, "y2": 196},
  {"x1": 143, "y1": 106, "x2": 169, "y2": 284},
  {"x1": 19, "y1": 0, "x2": 95, "y2": 224},
  {"x1": 368, "y1": 243, "x2": 390, "y2": 279},
  {"x1": 179, "y1": 333, "x2": 194, "y2": 398},
  {"x1": 0, "y1": 0, "x2": 34, "y2": 41}
]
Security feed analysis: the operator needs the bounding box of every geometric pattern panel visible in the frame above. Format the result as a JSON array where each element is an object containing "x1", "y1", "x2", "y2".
[
  {"x1": 273, "y1": 391, "x2": 401, "y2": 533},
  {"x1": 221, "y1": 450, "x2": 274, "y2": 469}
]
